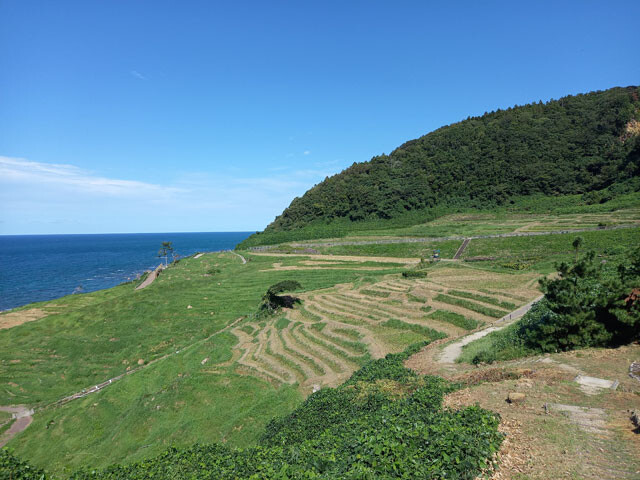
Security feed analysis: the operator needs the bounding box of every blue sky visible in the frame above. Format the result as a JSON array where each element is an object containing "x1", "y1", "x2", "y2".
[{"x1": 1, "y1": 1, "x2": 638, "y2": 234}]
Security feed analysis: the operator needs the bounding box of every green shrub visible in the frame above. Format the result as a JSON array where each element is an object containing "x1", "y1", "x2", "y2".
[
  {"x1": 258, "y1": 281, "x2": 303, "y2": 316},
  {"x1": 517, "y1": 250, "x2": 640, "y2": 352},
  {"x1": 402, "y1": 270, "x2": 428, "y2": 278},
  {"x1": 500, "y1": 260, "x2": 532, "y2": 270},
  {"x1": 0, "y1": 448, "x2": 49, "y2": 480}
]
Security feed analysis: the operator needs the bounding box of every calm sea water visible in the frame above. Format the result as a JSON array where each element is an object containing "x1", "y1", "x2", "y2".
[{"x1": 0, "y1": 232, "x2": 253, "y2": 311}]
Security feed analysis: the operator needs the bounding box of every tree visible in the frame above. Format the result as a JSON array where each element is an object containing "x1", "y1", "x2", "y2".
[
  {"x1": 572, "y1": 236, "x2": 583, "y2": 262},
  {"x1": 158, "y1": 241, "x2": 174, "y2": 267},
  {"x1": 521, "y1": 250, "x2": 640, "y2": 352},
  {"x1": 258, "y1": 280, "x2": 302, "y2": 315}
]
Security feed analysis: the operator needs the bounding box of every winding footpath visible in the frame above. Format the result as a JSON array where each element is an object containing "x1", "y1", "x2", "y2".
[
  {"x1": 438, "y1": 295, "x2": 544, "y2": 364},
  {"x1": 230, "y1": 251, "x2": 247, "y2": 264},
  {"x1": 0, "y1": 316, "x2": 245, "y2": 446},
  {"x1": 135, "y1": 264, "x2": 164, "y2": 290}
]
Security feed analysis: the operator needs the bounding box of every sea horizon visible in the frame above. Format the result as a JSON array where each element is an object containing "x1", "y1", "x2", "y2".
[{"x1": 0, "y1": 231, "x2": 253, "y2": 311}]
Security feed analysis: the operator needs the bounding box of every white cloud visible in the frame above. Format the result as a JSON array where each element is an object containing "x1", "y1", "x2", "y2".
[
  {"x1": 0, "y1": 156, "x2": 338, "y2": 234},
  {"x1": 0, "y1": 156, "x2": 182, "y2": 198},
  {"x1": 303, "y1": 150, "x2": 311, "y2": 155},
  {"x1": 130, "y1": 70, "x2": 146, "y2": 80}
]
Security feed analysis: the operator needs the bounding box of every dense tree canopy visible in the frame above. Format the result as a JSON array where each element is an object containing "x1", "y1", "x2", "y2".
[{"x1": 264, "y1": 86, "x2": 640, "y2": 233}]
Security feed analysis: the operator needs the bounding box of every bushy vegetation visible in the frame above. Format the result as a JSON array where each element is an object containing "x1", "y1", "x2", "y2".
[
  {"x1": 258, "y1": 281, "x2": 303, "y2": 315},
  {"x1": 402, "y1": 270, "x2": 429, "y2": 278},
  {"x1": 1, "y1": 344, "x2": 503, "y2": 479},
  {"x1": 241, "y1": 86, "x2": 639, "y2": 245},
  {"x1": 461, "y1": 247, "x2": 640, "y2": 364},
  {"x1": 521, "y1": 249, "x2": 640, "y2": 351}
]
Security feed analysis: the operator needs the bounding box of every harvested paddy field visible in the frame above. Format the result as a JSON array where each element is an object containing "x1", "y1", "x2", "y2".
[{"x1": 229, "y1": 261, "x2": 542, "y2": 394}]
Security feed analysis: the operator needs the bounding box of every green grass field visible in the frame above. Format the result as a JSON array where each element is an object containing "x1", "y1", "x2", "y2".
[{"x1": 2, "y1": 209, "x2": 639, "y2": 475}]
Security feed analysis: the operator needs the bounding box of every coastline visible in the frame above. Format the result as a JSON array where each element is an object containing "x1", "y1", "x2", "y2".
[{"x1": 0, "y1": 232, "x2": 252, "y2": 312}]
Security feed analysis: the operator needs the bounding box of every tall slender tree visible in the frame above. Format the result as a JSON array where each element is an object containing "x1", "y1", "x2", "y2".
[{"x1": 158, "y1": 241, "x2": 174, "y2": 267}]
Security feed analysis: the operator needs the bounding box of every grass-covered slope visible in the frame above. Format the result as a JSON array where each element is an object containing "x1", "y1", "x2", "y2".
[
  {"x1": 1, "y1": 343, "x2": 503, "y2": 479},
  {"x1": 240, "y1": 86, "x2": 640, "y2": 247}
]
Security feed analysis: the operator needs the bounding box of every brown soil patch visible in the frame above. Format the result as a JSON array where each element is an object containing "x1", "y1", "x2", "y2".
[
  {"x1": 0, "y1": 308, "x2": 48, "y2": 330},
  {"x1": 250, "y1": 252, "x2": 418, "y2": 265},
  {"x1": 410, "y1": 340, "x2": 640, "y2": 479},
  {"x1": 261, "y1": 264, "x2": 391, "y2": 272}
]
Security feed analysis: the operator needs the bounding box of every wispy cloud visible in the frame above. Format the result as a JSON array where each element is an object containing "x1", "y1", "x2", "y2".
[
  {"x1": 303, "y1": 150, "x2": 311, "y2": 155},
  {"x1": 0, "y1": 156, "x2": 338, "y2": 234},
  {"x1": 130, "y1": 70, "x2": 146, "y2": 80},
  {"x1": 0, "y1": 156, "x2": 182, "y2": 197}
]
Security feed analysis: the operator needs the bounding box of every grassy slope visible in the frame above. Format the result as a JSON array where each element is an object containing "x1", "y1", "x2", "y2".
[
  {"x1": 1, "y1": 253, "x2": 406, "y2": 473},
  {"x1": 2, "y1": 210, "x2": 639, "y2": 475}
]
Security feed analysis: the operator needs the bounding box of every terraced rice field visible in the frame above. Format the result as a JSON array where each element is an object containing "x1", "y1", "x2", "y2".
[{"x1": 229, "y1": 266, "x2": 541, "y2": 393}]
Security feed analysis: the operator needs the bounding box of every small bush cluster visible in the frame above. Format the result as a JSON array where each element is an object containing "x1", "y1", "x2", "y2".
[
  {"x1": 500, "y1": 260, "x2": 532, "y2": 270},
  {"x1": 402, "y1": 270, "x2": 429, "y2": 278},
  {"x1": 258, "y1": 281, "x2": 303, "y2": 316}
]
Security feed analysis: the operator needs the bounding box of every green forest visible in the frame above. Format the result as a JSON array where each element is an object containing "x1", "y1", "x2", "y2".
[{"x1": 242, "y1": 86, "x2": 639, "y2": 247}]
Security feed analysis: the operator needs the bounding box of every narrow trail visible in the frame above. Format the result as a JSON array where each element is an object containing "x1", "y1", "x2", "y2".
[
  {"x1": 135, "y1": 264, "x2": 163, "y2": 290},
  {"x1": 230, "y1": 251, "x2": 247, "y2": 264},
  {"x1": 453, "y1": 238, "x2": 470, "y2": 259},
  {"x1": 0, "y1": 316, "x2": 245, "y2": 445},
  {"x1": 438, "y1": 295, "x2": 544, "y2": 364}
]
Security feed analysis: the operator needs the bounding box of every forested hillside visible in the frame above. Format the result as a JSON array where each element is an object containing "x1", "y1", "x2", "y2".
[{"x1": 250, "y1": 86, "x2": 639, "y2": 243}]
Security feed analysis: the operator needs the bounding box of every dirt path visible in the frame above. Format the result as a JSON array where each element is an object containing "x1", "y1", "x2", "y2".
[
  {"x1": 135, "y1": 264, "x2": 163, "y2": 290},
  {"x1": 438, "y1": 295, "x2": 544, "y2": 364},
  {"x1": 230, "y1": 251, "x2": 247, "y2": 264},
  {"x1": 0, "y1": 406, "x2": 34, "y2": 447},
  {"x1": 453, "y1": 238, "x2": 470, "y2": 259},
  {"x1": 249, "y1": 252, "x2": 418, "y2": 265}
]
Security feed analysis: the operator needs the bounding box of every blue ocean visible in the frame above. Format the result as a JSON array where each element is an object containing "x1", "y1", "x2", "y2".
[{"x1": 0, "y1": 232, "x2": 253, "y2": 311}]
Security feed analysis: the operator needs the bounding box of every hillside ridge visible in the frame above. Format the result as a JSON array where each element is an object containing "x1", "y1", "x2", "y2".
[{"x1": 243, "y1": 86, "x2": 639, "y2": 247}]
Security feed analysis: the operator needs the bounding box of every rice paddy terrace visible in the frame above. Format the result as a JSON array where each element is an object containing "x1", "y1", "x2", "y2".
[{"x1": 229, "y1": 259, "x2": 540, "y2": 393}]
